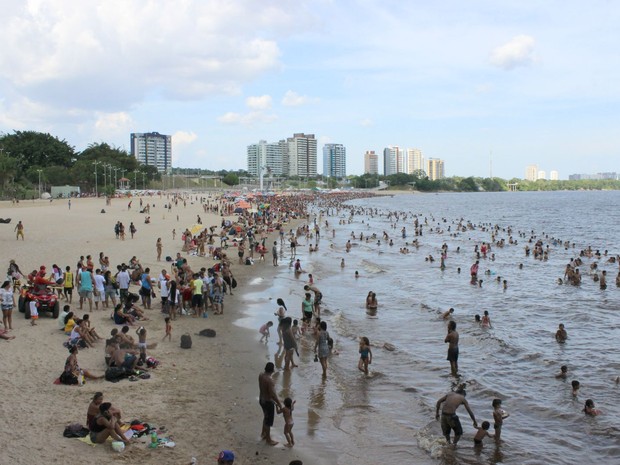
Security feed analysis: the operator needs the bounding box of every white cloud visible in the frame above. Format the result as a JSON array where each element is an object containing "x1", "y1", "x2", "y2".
[
  {"x1": 172, "y1": 130, "x2": 198, "y2": 147},
  {"x1": 95, "y1": 112, "x2": 133, "y2": 132},
  {"x1": 0, "y1": 1, "x2": 295, "y2": 113},
  {"x1": 360, "y1": 118, "x2": 373, "y2": 127},
  {"x1": 490, "y1": 35, "x2": 536, "y2": 70},
  {"x1": 246, "y1": 95, "x2": 273, "y2": 110},
  {"x1": 281, "y1": 90, "x2": 318, "y2": 106},
  {"x1": 217, "y1": 111, "x2": 277, "y2": 125}
]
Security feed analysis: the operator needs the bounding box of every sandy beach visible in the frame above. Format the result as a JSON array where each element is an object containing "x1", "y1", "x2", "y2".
[{"x1": 0, "y1": 194, "x2": 316, "y2": 465}]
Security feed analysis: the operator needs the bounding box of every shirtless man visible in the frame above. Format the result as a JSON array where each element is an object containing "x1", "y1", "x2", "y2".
[
  {"x1": 258, "y1": 362, "x2": 282, "y2": 445},
  {"x1": 445, "y1": 321, "x2": 459, "y2": 376},
  {"x1": 435, "y1": 385, "x2": 477, "y2": 445}
]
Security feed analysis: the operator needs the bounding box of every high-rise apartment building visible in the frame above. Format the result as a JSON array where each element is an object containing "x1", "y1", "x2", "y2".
[
  {"x1": 549, "y1": 170, "x2": 559, "y2": 181},
  {"x1": 323, "y1": 143, "x2": 346, "y2": 178},
  {"x1": 364, "y1": 150, "x2": 379, "y2": 175},
  {"x1": 286, "y1": 133, "x2": 317, "y2": 177},
  {"x1": 247, "y1": 140, "x2": 284, "y2": 177},
  {"x1": 425, "y1": 158, "x2": 445, "y2": 180},
  {"x1": 525, "y1": 164, "x2": 538, "y2": 181},
  {"x1": 406, "y1": 148, "x2": 424, "y2": 174},
  {"x1": 130, "y1": 132, "x2": 172, "y2": 173},
  {"x1": 383, "y1": 146, "x2": 405, "y2": 175},
  {"x1": 538, "y1": 170, "x2": 547, "y2": 180}
]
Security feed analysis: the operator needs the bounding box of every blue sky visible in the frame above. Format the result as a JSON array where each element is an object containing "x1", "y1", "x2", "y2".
[{"x1": 0, "y1": 0, "x2": 618, "y2": 179}]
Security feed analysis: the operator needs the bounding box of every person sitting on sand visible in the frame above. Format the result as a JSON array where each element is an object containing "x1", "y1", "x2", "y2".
[
  {"x1": 69, "y1": 318, "x2": 95, "y2": 348},
  {"x1": 113, "y1": 303, "x2": 135, "y2": 325},
  {"x1": 87, "y1": 392, "x2": 122, "y2": 428},
  {"x1": 108, "y1": 343, "x2": 139, "y2": 371},
  {"x1": 128, "y1": 256, "x2": 141, "y2": 269},
  {"x1": 117, "y1": 325, "x2": 136, "y2": 349},
  {"x1": 123, "y1": 294, "x2": 147, "y2": 320},
  {"x1": 81, "y1": 314, "x2": 102, "y2": 341},
  {"x1": 60, "y1": 345, "x2": 103, "y2": 385},
  {"x1": 89, "y1": 402, "x2": 131, "y2": 445}
]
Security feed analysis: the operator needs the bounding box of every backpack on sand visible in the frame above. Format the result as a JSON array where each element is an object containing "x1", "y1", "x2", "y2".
[{"x1": 180, "y1": 333, "x2": 192, "y2": 349}]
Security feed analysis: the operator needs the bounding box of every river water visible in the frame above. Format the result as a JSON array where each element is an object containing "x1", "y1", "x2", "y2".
[{"x1": 237, "y1": 191, "x2": 620, "y2": 465}]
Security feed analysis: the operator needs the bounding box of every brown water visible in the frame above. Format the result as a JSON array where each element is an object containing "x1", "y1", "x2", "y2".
[{"x1": 237, "y1": 191, "x2": 620, "y2": 465}]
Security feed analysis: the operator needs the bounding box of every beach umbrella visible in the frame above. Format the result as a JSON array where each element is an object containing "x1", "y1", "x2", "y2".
[
  {"x1": 189, "y1": 223, "x2": 204, "y2": 235},
  {"x1": 235, "y1": 200, "x2": 251, "y2": 209},
  {"x1": 234, "y1": 207, "x2": 244, "y2": 213}
]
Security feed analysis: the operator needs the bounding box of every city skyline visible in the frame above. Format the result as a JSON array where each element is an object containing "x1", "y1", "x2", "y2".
[{"x1": 0, "y1": 2, "x2": 619, "y2": 177}]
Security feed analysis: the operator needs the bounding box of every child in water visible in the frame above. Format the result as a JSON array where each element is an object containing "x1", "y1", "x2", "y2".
[
  {"x1": 358, "y1": 337, "x2": 372, "y2": 375},
  {"x1": 259, "y1": 321, "x2": 273, "y2": 342},
  {"x1": 481, "y1": 310, "x2": 492, "y2": 328},
  {"x1": 473, "y1": 421, "x2": 494, "y2": 446},
  {"x1": 583, "y1": 399, "x2": 601, "y2": 416},
  {"x1": 492, "y1": 399, "x2": 509, "y2": 442},
  {"x1": 277, "y1": 397, "x2": 296, "y2": 446}
]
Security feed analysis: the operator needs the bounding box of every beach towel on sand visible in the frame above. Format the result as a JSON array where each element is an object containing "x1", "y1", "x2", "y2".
[{"x1": 77, "y1": 427, "x2": 133, "y2": 446}]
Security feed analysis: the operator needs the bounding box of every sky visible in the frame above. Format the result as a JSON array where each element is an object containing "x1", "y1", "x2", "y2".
[{"x1": 0, "y1": 0, "x2": 619, "y2": 179}]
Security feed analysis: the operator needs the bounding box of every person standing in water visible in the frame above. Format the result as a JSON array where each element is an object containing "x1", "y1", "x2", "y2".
[
  {"x1": 435, "y1": 385, "x2": 477, "y2": 446},
  {"x1": 258, "y1": 362, "x2": 282, "y2": 446},
  {"x1": 445, "y1": 320, "x2": 459, "y2": 376}
]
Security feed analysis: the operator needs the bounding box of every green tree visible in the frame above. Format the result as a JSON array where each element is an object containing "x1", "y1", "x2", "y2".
[
  {"x1": 222, "y1": 173, "x2": 239, "y2": 186},
  {"x1": 0, "y1": 151, "x2": 17, "y2": 195},
  {"x1": 0, "y1": 131, "x2": 75, "y2": 174},
  {"x1": 458, "y1": 177, "x2": 478, "y2": 192}
]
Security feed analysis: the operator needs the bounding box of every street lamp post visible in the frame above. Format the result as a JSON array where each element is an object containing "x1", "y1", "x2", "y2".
[
  {"x1": 37, "y1": 169, "x2": 43, "y2": 199},
  {"x1": 133, "y1": 170, "x2": 139, "y2": 190},
  {"x1": 102, "y1": 163, "x2": 108, "y2": 191},
  {"x1": 92, "y1": 161, "x2": 100, "y2": 197},
  {"x1": 141, "y1": 172, "x2": 146, "y2": 190},
  {"x1": 113, "y1": 168, "x2": 119, "y2": 191}
]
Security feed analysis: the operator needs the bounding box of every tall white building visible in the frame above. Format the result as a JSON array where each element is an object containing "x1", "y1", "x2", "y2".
[
  {"x1": 364, "y1": 150, "x2": 379, "y2": 175},
  {"x1": 286, "y1": 133, "x2": 317, "y2": 177},
  {"x1": 538, "y1": 170, "x2": 547, "y2": 180},
  {"x1": 247, "y1": 140, "x2": 283, "y2": 177},
  {"x1": 406, "y1": 148, "x2": 424, "y2": 174},
  {"x1": 550, "y1": 170, "x2": 559, "y2": 181},
  {"x1": 525, "y1": 164, "x2": 538, "y2": 181},
  {"x1": 130, "y1": 132, "x2": 172, "y2": 173},
  {"x1": 383, "y1": 146, "x2": 405, "y2": 175},
  {"x1": 425, "y1": 158, "x2": 445, "y2": 180},
  {"x1": 323, "y1": 143, "x2": 346, "y2": 178}
]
